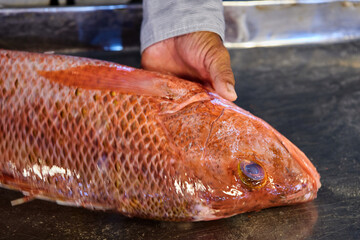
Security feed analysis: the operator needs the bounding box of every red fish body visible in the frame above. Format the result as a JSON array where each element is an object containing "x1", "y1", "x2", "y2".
[{"x1": 0, "y1": 50, "x2": 320, "y2": 221}]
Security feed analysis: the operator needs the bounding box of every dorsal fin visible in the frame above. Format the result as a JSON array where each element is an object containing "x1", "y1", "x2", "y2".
[{"x1": 38, "y1": 64, "x2": 178, "y2": 97}]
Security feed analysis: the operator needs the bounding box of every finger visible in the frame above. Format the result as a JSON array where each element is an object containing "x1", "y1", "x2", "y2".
[
  {"x1": 206, "y1": 46, "x2": 237, "y2": 101},
  {"x1": 141, "y1": 43, "x2": 165, "y2": 71}
]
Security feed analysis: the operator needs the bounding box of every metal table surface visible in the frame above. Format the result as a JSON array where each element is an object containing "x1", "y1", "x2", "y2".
[{"x1": 1, "y1": 40, "x2": 360, "y2": 239}]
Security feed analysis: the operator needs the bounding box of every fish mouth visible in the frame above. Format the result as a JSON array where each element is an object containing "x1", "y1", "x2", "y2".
[{"x1": 280, "y1": 185, "x2": 318, "y2": 204}]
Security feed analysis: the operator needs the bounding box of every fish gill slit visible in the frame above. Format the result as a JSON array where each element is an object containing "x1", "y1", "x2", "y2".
[{"x1": 201, "y1": 108, "x2": 225, "y2": 162}]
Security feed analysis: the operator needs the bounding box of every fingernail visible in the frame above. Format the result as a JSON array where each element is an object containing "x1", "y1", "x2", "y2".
[{"x1": 226, "y1": 82, "x2": 237, "y2": 100}]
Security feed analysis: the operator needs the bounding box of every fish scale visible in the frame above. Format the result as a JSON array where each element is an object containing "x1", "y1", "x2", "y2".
[
  {"x1": 0, "y1": 50, "x2": 192, "y2": 220},
  {"x1": 0, "y1": 50, "x2": 320, "y2": 221}
]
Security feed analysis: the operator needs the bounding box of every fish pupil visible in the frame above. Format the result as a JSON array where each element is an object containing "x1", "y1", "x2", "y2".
[
  {"x1": 245, "y1": 163, "x2": 260, "y2": 175},
  {"x1": 240, "y1": 160, "x2": 265, "y2": 181}
]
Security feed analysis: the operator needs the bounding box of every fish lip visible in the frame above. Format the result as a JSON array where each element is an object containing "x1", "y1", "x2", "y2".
[
  {"x1": 281, "y1": 187, "x2": 317, "y2": 204},
  {"x1": 275, "y1": 177, "x2": 318, "y2": 204}
]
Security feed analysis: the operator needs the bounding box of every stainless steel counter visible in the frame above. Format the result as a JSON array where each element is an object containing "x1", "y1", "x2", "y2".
[{"x1": 1, "y1": 1, "x2": 360, "y2": 52}]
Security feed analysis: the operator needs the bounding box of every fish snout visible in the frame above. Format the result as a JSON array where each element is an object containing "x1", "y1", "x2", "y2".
[
  {"x1": 267, "y1": 131, "x2": 321, "y2": 205},
  {"x1": 275, "y1": 133, "x2": 321, "y2": 192}
]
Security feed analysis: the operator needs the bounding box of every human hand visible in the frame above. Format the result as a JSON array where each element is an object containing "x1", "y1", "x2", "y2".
[{"x1": 141, "y1": 31, "x2": 237, "y2": 101}]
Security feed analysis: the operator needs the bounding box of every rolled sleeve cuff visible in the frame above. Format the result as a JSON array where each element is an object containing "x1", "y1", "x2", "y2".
[{"x1": 140, "y1": 0, "x2": 225, "y2": 52}]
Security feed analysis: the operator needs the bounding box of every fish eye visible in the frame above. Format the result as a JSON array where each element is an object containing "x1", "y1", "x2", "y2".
[{"x1": 238, "y1": 159, "x2": 267, "y2": 188}]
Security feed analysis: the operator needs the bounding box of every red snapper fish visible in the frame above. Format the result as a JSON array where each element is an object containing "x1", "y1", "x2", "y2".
[{"x1": 0, "y1": 50, "x2": 320, "y2": 221}]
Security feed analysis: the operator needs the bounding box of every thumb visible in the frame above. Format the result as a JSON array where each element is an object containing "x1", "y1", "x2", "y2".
[{"x1": 206, "y1": 46, "x2": 237, "y2": 101}]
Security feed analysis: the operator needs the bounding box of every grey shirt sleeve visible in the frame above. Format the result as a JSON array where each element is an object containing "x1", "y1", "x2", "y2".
[{"x1": 140, "y1": 0, "x2": 225, "y2": 52}]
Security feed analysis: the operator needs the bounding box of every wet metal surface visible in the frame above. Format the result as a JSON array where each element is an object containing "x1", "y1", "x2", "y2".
[
  {"x1": 1, "y1": 1, "x2": 360, "y2": 52},
  {"x1": 0, "y1": 4, "x2": 143, "y2": 52},
  {"x1": 1, "y1": 40, "x2": 360, "y2": 239},
  {"x1": 224, "y1": 0, "x2": 360, "y2": 48},
  {"x1": 0, "y1": 0, "x2": 130, "y2": 7}
]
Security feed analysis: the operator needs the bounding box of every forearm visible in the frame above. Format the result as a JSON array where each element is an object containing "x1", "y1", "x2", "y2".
[{"x1": 141, "y1": 0, "x2": 225, "y2": 52}]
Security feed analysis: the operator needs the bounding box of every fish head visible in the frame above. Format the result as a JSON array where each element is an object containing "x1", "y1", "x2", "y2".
[{"x1": 190, "y1": 100, "x2": 321, "y2": 220}]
